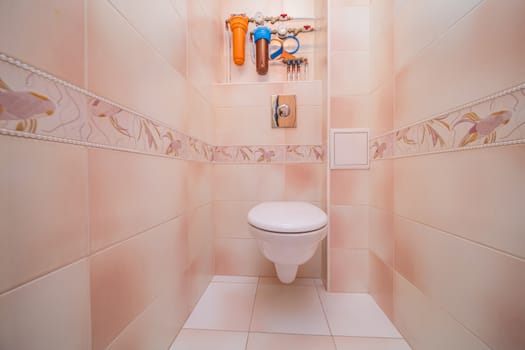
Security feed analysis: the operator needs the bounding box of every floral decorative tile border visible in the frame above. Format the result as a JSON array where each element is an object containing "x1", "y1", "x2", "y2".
[
  {"x1": 0, "y1": 53, "x2": 323, "y2": 164},
  {"x1": 370, "y1": 83, "x2": 525, "y2": 160}
]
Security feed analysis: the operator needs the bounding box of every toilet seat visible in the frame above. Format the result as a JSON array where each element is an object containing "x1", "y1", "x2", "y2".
[{"x1": 248, "y1": 201, "x2": 327, "y2": 233}]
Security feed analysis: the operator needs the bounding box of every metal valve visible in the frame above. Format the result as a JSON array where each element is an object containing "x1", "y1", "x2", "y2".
[{"x1": 277, "y1": 104, "x2": 290, "y2": 118}]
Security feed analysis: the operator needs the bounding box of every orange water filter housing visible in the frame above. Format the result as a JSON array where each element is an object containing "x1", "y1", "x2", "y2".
[{"x1": 228, "y1": 15, "x2": 249, "y2": 66}]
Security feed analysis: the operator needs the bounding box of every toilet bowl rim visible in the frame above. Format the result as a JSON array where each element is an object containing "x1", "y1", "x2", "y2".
[{"x1": 249, "y1": 223, "x2": 327, "y2": 236}]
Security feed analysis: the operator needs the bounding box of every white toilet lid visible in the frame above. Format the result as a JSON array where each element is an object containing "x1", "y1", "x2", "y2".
[{"x1": 248, "y1": 201, "x2": 327, "y2": 233}]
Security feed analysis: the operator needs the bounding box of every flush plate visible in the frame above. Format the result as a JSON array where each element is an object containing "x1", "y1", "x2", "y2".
[{"x1": 271, "y1": 94, "x2": 297, "y2": 128}]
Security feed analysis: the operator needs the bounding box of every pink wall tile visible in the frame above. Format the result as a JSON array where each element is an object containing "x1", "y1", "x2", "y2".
[
  {"x1": 212, "y1": 83, "x2": 284, "y2": 108},
  {"x1": 215, "y1": 238, "x2": 274, "y2": 276},
  {"x1": 89, "y1": 149, "x2": 187, "y2": 252},
  {"x1": 0, "y1": 0, "x2": 85, "y2": 86},
  {"x1": 330, "y1": 170, "x2": 369, "y2": 205},
  {"x1": 105, "y1": 291, "x2": 186, "y2": 350},
  {"x1": 369, "y1": 251, "x2": 393, "y2": 321},
  {"x1": 108, "y1": 0, "x2": 187, "y2": 77},
  {"x1": 394, "y1": 144, "x2": 525, "y2": 259},
  {"x1": 393, "y1": 0, "x2": 483, "y2": 72},
  {"x1": 297, "y1": 245, "x2": 323, "y2": 278},
  {"x1": 393, "y1": 272, "x2": 490, "y2": 350},
  {"x1": 215, "y1": 106, "x2": 285, "y2": 145},
  {"x1": 368, "y1": 207, "x2": 393, "y2": 267},
  {"x1": 368, "y1": 81, "x2": 393, "y2": 137},
  {"x1": 188, "y1": 204, "x2": 214, "y2": 266},
  {"x1": 369, "y1": 159, "x2": 393, "y2": 210},
  {"x1": 0, "y1": 137, "x2": 88, "y2": 293},
  {"x1": 330, "y1": 51, "x2": 370, "y2": 96},
  {"x1": 369, "y1": 0, "x2": 393, "y2": 90},
  {"x1": 214, "y1": 201, "x2": 258, "y2": 239},
  {"x1": 214, "y1": 164, "x2": 285, "y2": 201},
  {"x1": 285, "y1": 164, "x2": 324, "y2": 202},
  {"x1": 87, "y1": 0, "x2": 187, "y2": 130},
  {"x1": 329, "y1": 205, "x2": 369, "y2": 249},
  {"x1": 285, "y1": 106, "x2": 323, "y2": 145},
  {"x1": 90, "y1": 218, "x2": 186, "y2": 350},
  {"x1": 394, "y1": 0, "x2": 525, "y2": 127},
  {"x1": 330, "y1": 5, "x2": 370, "y2": 52},
  {"x1": 331, "y1": 95, "x2": 371, "y2": 129},
  {"x1": 329, "y1": 248, "x2": 369, "y2": 292},
  {"x1": 187, "y1": 162, "x2": 213, "y2": 209},
  {"x1": 0, "y1": 260, "x2": 91, "y2": 350},
  {"x1": 395, "y1": 215, "x2": 525, "y2": 349}
]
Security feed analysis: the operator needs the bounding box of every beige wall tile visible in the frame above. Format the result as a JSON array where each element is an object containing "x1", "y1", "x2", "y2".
[
  {"x1": 0, "y1": 0, "x2": 85, "y2": 86},
  {"x1": 0, "y1": 260, "x2": 91, "y2": 350},
  {"x1": 89, "y1": 149, "x2": 187, "y2": 252},
  {"x1": 395, "y1": 216, "x2": 525, "y2": 349},
  {"x1": 0, "y1": 137, "x2": 88, "y2": 293},
  {"x1": 394, "y1": 272, "x2": 490, "y2": 350},
  {"x1": 394, "y1": 144, "x2": 525, "y2": 258}
]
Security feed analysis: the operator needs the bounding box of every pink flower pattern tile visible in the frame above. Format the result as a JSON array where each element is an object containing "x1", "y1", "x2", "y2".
[
  {"x1": 370, "y1": 83, "x2": 525, "y2": 159},
  {"x1": 0, "y1": 54, "x2": 324, "y2": 164}
]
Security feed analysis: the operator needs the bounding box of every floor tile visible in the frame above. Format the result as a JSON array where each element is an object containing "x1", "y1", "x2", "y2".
[
  {"x1": 317, "y1": 288, "x2": 401, "y2": 338},
  {"x1": 251, "y1": 284, "x2": 330, "y2": 335},
  {"x1": 333, "y1": 336, "x2": 412, "y2": 350},
  {"x1": 212, "y1": 275, "x2": 259, "y2": 284},
  {"x1": 259, "y1": 277, "x2": 316, "y2": 286},
  {"x1": 169, "y1": 329, "x2": 247, "y2": 350},
  {"x1": 183, "y1": 282, "x2": 257, "y2": 331},
  {"x1": 247, "y1": 332, "x2": 336, "y2": 350}
]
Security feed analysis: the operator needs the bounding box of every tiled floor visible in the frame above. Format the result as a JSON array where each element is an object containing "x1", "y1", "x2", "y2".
[{"x1": 170, "y1": 276, "x2": 412, "y2": 350}]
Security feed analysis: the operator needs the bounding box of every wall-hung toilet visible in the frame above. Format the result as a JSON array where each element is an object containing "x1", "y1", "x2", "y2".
[{"x1": 248, "y1": 201, "x2": 328, "y2": 284}]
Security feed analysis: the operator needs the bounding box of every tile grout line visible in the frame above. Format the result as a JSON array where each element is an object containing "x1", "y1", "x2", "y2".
[{"x1": 245, "y1": 277, "x2": 261, "y2": 350}]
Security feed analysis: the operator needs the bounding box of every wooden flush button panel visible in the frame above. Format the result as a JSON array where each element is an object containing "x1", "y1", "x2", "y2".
[{"x1": 271, "y1": 94, "x2": 297, "y2": 128}]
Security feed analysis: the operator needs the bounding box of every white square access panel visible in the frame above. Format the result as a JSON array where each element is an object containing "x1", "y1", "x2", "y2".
[{"x1": 329, "y1": 128, "x2": 370, "y2": 169}]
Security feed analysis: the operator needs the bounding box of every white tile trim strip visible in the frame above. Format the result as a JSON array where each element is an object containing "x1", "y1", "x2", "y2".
[
  {"x1": 0, "y1": 53, "x2": 323, "y2": 164},
  {"x1": 370, "y1": 82, "x2": 525, "y2": 160}
]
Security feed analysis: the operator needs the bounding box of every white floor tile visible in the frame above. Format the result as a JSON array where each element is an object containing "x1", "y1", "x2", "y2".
[
  {"x1": 212, "y1": 275, "x2": 259, "y2": 284},
  {"x1": 251, "y1": 284, "x2": 330, "y2": 335},
  {"x1": 259, "y1": 277, "x2": 316, "y2": 286},
  {"x1": 183, "y1": 282, "x2": 257, "y2": 331},
  {"x1": 247, "y1": 332, "x2": 336, "y2": 350},
  {"x1": 317, "y1": 288, "x2": 402, "y2": 338},
  {"x1": 170, "y1": 329, "x2": 247, "y2": 350},
  {"x1": 333, "y1": 336, "x2": 412, "y2": 350}
]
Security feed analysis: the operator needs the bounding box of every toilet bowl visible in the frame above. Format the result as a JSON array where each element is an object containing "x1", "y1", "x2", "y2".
[{"x1": 248, "y1": 201, "x2": 328, "y2": 284}]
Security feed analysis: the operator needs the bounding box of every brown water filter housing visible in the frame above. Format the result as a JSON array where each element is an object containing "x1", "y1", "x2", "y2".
[
  {"x1": 253, "y1": 26, "x2": 271, "y2": 75},
  {"x1": 256, "y1": 39, "x2": 269, "y2": 75}
]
